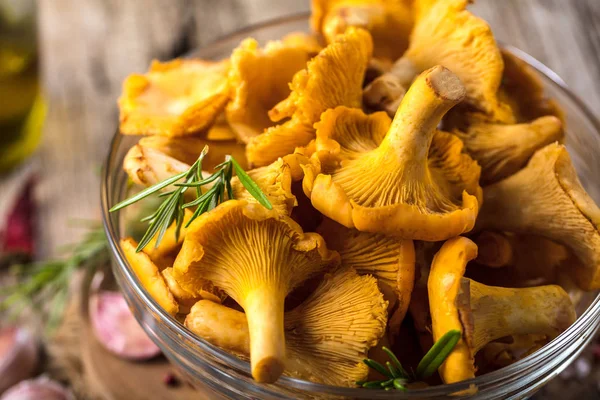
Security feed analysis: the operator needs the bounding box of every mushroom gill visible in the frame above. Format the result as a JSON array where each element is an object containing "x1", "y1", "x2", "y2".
[
  {"x1": 226, "y1": 38, "x2": 314, "y2": 144},
  {"x1": 304, "y1": 66, "x2": 482, "y2": 241},
  {"x1": 453, "y1": 114, "x2": 563, "y2": 184},
  {"x1": 472, "y1": 232, "x2": 569, "y2": 287},
  {"x1": 317, "y1": 217, "x2": 415, "y2": 336},
  {"x1": 118, "y1": 59, "x2": 230, "y2": 136},
  {"x1": 246, "y1": 27, "x2": 373, "y2": 167},
  {"x1": 173, "y1": 200, "x2": 339, "y2": 383},
  {"x1": 498, "y1": 50, "x2": 565, "y2": 123},
  {"x1": 311, "y1": 0, "x2": 413, "y2": 60},
  {"x1": 184, "y1": 267, "x2": 387, "y2": 387},
  {"x1": 476, "y1": 143, "x2": 600, "y2": 290},
  {"x1": 363, "y1": 0, "x2": 511, "y2": 122},
  {"x1": 428, "y1": 237, "x2": 576, "y2": 384}
]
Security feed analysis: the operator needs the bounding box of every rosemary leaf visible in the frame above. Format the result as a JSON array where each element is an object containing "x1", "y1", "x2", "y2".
[
  {"x1": 362, "y1": 381, "x2": 385, "y2": 389},
  {"x1": 383, "y1": 346, "x2": 408, "y2": 378},
  {"x1": 416, "y1": 329, "x2": 461, "y2": 379},
  {"x1": 393, "y1": 378, "x2": 407, "y2": 391},
  {"x1": 111, "y1": 147, "x2": 271, "y2": 251},
  {"x1": 230, "y1": 156, "x2": 273, "y2": 210},
  {"x1": 109, "y1": 171, "x2": 187, "y2": 212},
  {"x1": 363, "y1": 359, "x2": 394, "y2": 379}
]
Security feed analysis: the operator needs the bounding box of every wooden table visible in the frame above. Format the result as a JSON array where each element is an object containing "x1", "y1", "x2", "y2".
[{"x1": 28, "y1": 1, "x2": 600, "y2": 398}]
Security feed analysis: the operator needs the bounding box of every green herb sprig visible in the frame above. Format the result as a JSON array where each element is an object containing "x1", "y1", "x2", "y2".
[
  {"x1": 357, "y1": 329, "x2": 461, "y2": 390},
  {"x1": 110, "y1": 146, "x2": 272, "y2": 252},
  {"x1": 0, "y1": 223, "x2": 108, "y2": 333}
]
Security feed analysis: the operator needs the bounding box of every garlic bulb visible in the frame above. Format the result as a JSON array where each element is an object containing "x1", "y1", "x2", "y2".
[
  {"x1": 89, "y1": 291, "x2": 161, "y2": 360},
  {"x1": 1, "y1": 376, "x2": 73, "y2": 400},
  {"x1": 0, "y1": 327, "x2": 39, "y2": 393}
]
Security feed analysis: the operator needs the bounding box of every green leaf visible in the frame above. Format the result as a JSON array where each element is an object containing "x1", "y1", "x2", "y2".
[
  {"x1": 109, "y1": 171, "x2": 186, "y2": 212},
  {"x1": 362, "y1": 381, "x2": 385, "y2": 388},
  {"x1": 363, "y1": 358, "x2": 394, "y2": 379},
  {"x1": 393, "y1": 378, "x2": 407, "y2": 391},
  {"x1": 230, "y1": 156, "x2": 273, "y2": 210},
  {"x1": 380, "y1": 379, "x2": 394, "y2": 387},
  {"x1": 416, "y1": 329, "x2": 461, "y2": 379},
  {"x1": 383, "y1": 347, "x2": 408, "y2": 378}
]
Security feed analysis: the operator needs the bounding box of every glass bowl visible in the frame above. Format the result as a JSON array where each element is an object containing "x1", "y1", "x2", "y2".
[{"x1": 101, "y1": 14, "x2": 600, "y2": 400}]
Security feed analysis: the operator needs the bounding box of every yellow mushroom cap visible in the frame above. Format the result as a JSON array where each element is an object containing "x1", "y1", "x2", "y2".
[
  {"x1": 124, "y1": 140, "x2": 295, "y2": 217},
  {"x1": 118, "y1": 59, "x2": 230, "y2": 137},
  {"x1": 246, "y1": 27, "x2": 373, "y2": 167},
  {"x1": 476, "y1": 143, "x2": 600, "y2": 290},
  {"x1": 138, "y1": 135, "x2": 248, "y2": 170},
  {"x1": 453, "y1": 114, "x2": 563, "y2": 184},
  {"x1": 226, "y1": 38, "x2": 314, "y2": 144},
  {"x1": 123, "y1": 144, "x2": 191, "y2": 188},
  {"x1": 231, "y1": 157, "x2": 297, "y2": 216},
  {"x1": 173, "y1": 200, "x2": 339, "y2": 383},
  {"x1": 316, "y1": 218, "x2": 415, "y2": 336},
  {"x1": 498, "y1": 50, "x2": 565, "y2": 123},
  {"x1": 364, "y1": 0, "x2": 512, "y2": 121},
  {"x1": 429, "y1": 237, "x2": 576, "y2": 384},
  {"x1": 311, "y1": 0, "x2": 413, "y2": 60},
  {"x1": 185, "y1": 267, "x2": 387, "y2": 387},
  {"x1": 405, "y1": 0, "x2": 510, "y2": 121},
  {"x1": 305, "y1": 66, "x2": 482, "y2": 241},
  {"x1": 121, "y1": 238, "x2": 179, "y2": 316}
]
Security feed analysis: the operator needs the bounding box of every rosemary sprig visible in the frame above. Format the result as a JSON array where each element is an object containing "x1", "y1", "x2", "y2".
[
  {"x1": 0, "y1": 224, "x2": 109, "y2": 333},
  {"x1": 110, "y1": 146, "x2": 272, "y2": 252},
  {"x1": 358, "y1": 330, "x2": 461, "y2": 390}
]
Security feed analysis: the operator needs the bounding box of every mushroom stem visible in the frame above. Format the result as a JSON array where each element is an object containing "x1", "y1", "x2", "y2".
[
  {"x1": 244, "y1": 287, "x2": 286, "y2": 383},
  {"x1": 383, "y1": 66, "x2": 466, "y2": 161},
  {"x1": 459, "y1": 278, "x2": 576, "y2": 354}
]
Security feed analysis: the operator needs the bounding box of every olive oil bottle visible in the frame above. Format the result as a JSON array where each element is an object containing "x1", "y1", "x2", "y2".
[{"x1": 0, "y1": 0, "x2": 45, "y2": 173}]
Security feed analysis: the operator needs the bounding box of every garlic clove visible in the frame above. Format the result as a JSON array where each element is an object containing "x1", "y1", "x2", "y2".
[
  {"x1": 1, "y1": 376, "x2": 73, "y2": 400},
  {"x1": 0, "y1": 327, "x2": 39, "y2": 394},
  {"x1": 89, "y1": 291, "x2": 161, "y2": 360}
]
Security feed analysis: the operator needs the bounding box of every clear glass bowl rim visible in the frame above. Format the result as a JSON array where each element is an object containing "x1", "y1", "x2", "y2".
[{"x1": 101, "y1": 12, "x2": 600, "y2": 398}]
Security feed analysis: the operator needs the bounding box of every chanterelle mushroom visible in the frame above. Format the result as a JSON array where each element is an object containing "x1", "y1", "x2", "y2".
[
  {"x1": 226, "y1": 38, "x2": 314, "y2": 144},
  {"x1": 429, "y1": 237, "x2": 576, "y2": 384},
  {"x1": 316, "y1": 218, "x2": 415, "y2": 335},
  {"x1": 121, "y1": 238, "x2": 179, "y2": 315},
  {"x1": 453, "y1": 113, "x2": 563, "y2": 184},
  {"x1": 119, "y1": 59, "x2": 230, "y2": 136},
  {"x1": 124, "y1": 143, "x2": 296, "y2": 216},
  {"x1": 498, "y1": 50, "x2": 564, "y2": 123},
  {"x1": 172, "y1": 200, "x2": 339, "y2": 383},
  {"x1": 364, "y1": 0, "x2": 511, "y2": 122},
  {"x1": 472, "y1": 232, "x2": 569, "y2": 287},
  {"x1": 304, "y1": 66, "x2": 482, "y2": 240},
  {"x1": 184, "y1": 267, "x2": 387, "y2": 387},
  {"x1": 476, "y1": 143, "x2": 600, "y2": 290},
  {"x1": 311, "y1": 0, "x2": 413, "y2": 60},
  {"x1": 139, "y1": 135, "x2": 247, "y2": 170},
  {"x1": 246, "y1": 27, "x2": 373, "y2": 167}
]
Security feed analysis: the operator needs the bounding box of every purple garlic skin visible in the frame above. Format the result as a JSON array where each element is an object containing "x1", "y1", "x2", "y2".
[
  {"x1": 0, "y1": 328, "x2": 39, "y2": 393},
  {"x1": 89, "y1": 291, "x2": 161, "y2": 360},
  {"x1": 1, "y1": 376, "x2": 74, "y2": 400}
]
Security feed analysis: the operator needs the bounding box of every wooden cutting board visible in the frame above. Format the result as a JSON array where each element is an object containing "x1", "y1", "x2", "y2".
[
  {"x1": 80, "y1": 323, "x2": 199, "y2": 400},
  {"x1": 47, "y1": 271, "x2": 200, "y2": 400}
]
